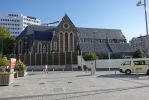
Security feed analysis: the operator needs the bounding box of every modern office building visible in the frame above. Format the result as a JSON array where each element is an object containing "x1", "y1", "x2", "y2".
[
  {"x1": 130, "y1": 35, "x2": 149, "y2": 55},
  {"x1": 0, "y1": 13, "x2": 41, "y2": 37}
]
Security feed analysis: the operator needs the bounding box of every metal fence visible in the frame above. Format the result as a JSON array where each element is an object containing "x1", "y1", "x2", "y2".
[{"x1": 9, "y1": 52, "x2": 78, "y2": 66}]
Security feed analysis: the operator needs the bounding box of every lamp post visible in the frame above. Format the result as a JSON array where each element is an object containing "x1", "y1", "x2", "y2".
[
  {"x1": 136, "y1": 0, "x2": 149, "y2": 57},
  {"x1": 93, "y1": 32, "x2": 96, "y2": 69}
]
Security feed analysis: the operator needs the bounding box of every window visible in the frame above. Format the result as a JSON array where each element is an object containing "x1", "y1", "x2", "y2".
[
  {"x1": 37, "y1": 42, "x2": 42, "y2": 53},
  {"x1": 43, "y1": 45, "x2": 46, "y2": 53},
  {"x1": 65, "y1": 32, "x2": 68, "y2": 52},
  {"x1": 123, "y1": 61, "x2": 131, "y2": 65},
  {"x1": 63, "y1": 23, "x2": 69, "y2": 29},
  {"x1": 133, "y1": 61, "x2": 145, "y2": 65}
]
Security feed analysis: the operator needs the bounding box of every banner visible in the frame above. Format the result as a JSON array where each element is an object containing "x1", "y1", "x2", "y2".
[{"x1": 10, "y1": 58, "x2": 16, "y2": 69}]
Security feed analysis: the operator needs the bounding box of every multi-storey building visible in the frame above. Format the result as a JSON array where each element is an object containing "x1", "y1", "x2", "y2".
[
  {"x1": 0, "y1": 13, "x2": 41, "y2": 37},
  {"x1": 130, "y1": 35, "x2": 149, "y2": 55}
]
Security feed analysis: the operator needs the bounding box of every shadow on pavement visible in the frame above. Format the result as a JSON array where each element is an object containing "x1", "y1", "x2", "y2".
[
  {"x1": 97, "y1": 74, "x2": 149, "y2": 80},
  {"x1": 76, "y1": 74, "x2": 91, "y2": 77}
]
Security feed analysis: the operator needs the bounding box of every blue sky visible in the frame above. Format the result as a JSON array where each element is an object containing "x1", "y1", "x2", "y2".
[{"x1": 0, "y1": 0, "x2": 149, "y2": 41}]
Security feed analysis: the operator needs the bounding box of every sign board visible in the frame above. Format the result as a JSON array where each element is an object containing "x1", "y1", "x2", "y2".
[{"x1": 10, "y1": 58, "x2": 16, "y2": 69}]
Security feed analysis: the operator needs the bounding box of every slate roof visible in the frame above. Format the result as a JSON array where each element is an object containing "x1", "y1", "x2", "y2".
[
  {"x1": 79, "y1": 43, "x2": 110, "y2": 53},
  {"x1": 109, "y1": 43, "x2": 135, "y2": 53},
  {"x1": 79, "y1": 42, "x2": 134, "y2": 53},
  {"x1": 34, "y1": 31, "x2": 53, "y2": 41},
  {"x1": 18, "y1": 25, "x2": 55, "y2": 38},
  {"x1": 19, "y1": 25, "x2": 126, "y2": 40},
  {"x1": 77, "y1": 27, "x2": 125, "y2": 40}
]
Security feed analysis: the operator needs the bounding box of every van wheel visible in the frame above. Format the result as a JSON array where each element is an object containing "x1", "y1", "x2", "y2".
[
  {"x1": 146, "y1": 70, "x2": 149, "y2": 75},
  {"x1": 125, "y1": 69, "x2": 131, "y2": 75}
]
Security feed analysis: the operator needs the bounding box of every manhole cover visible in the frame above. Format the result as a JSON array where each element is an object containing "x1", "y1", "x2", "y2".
[
  {"x1": 67, "y1": 82, "x2": 72, "y2": 83},
  {"x1": 13, "y1": 85, "x2": 20, "y2": 87},
  {"x1": 39, "y1": 82, "x2": 45, "y2": 85}
]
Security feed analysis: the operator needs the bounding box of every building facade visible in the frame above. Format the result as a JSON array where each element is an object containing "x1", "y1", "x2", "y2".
[
  {"x1": 130, "y1": 35, "x2": 149, "y2": 55},
  {"x1": 0, "y1": 13, "x2": 41, "y2": 37},
  {"x1": 16, "y1": 14, "x2": 134, "y2": 57}
]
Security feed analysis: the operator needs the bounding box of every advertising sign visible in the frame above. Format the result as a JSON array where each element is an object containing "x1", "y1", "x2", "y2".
[{"x1": 10, "y1": 58, "x2": 16, "y2": 69}]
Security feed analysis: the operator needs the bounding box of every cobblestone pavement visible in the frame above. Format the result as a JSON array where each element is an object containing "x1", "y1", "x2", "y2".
[{"x1": 0, "y1": 71, "x2": 149, "y2": 100}]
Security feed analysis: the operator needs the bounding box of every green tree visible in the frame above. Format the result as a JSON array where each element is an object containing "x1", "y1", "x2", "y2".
[
  {"x1": 83, "y1": 52, "x2": 97, "y2": 61},
  {"x1": 0, "y1": 27, "x2": 10, "y2": 39},
  {"x1": 111, "y1": 53, "x2": 122, "y2": 59},
  {"x1": 0, "y1": 56, "x2": 9, "y2": 70},
  {"x1": 0, "y1": 27, "x2": 16, "y2": 55},
  {"x1": 3, "y1": 36, "x2": 16, "y2": 55},
  {"x1": 133, "y1": 49, "x2": 145, "y2": 58}
]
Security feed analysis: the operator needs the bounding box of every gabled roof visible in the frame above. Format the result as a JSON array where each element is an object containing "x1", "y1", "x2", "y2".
[
  {"x1": 79, "y1": 42, "x2": 134, "y2": 53},
  {"x1": 18, "y1": 25, "x2": 56, "y2": 37},
  {"x1": 77, "y1": 27, "x2": 125, "y2": 40},
  {"x1": 109, "y1": 43, "x2": 135, "y2": 53},
  {"x1": 79, "y1": 42, "x2": 110, "y2": 53},
  {"x1": 34, "y1": 31, "x2": 53, "y2": 41}
]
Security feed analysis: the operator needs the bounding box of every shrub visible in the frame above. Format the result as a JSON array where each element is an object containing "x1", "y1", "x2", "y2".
[
  {"x1": 0, "y1": 57, "x2": 9, "y2": 71},
  {"x1": 0, "y1": 72, "x2": 12, "y2": 75},
  {"x1": 15, "y1": 60, "x2": 27, "y2": 71},
  {"x1": 133, "y1": 49, "x2": 145, "y2": 58},
  {"x1": 83, "y1": 52, "x2": 96, "y2": 61}
]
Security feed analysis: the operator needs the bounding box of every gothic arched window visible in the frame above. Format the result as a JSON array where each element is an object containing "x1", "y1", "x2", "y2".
[
  {"x1": 70, "y1": 33, "x2": 73, "y2": 51},
  {"x1": 37, "y1": 42, "x2": 42, "y2": 53},
  {"x1": 43, "y1": 45, "x2": 46, "y2": 53},
  {"x1": 65, "y1": 32, "x2": 68, "y2": 52},
  {"x1": 18, "y1": 40, "x2": 22, "y2": 54},
  {"x1": 60, "y1": 32, "x2": 63, "y2": 52}
]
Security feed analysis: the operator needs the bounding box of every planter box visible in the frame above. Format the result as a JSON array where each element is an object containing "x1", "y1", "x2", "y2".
[
  {"x1": 0, "y1": 73, "x2": 14, "y2": 86},
  {"x1": 14, "y1": 72, "x2": 18, "y2": 78},
  {"x1": 18, "y1": 71, "x2": 26, "y2": 77}
]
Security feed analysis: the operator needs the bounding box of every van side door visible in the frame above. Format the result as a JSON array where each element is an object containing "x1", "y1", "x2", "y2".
[{"x1": 133, "y1": 60, "x2": 146, "y2": 73}]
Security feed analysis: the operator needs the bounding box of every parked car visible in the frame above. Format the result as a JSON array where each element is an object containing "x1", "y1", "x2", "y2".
[{"x1": 120, "y1": 59, "x2": 149, "y2": 75}]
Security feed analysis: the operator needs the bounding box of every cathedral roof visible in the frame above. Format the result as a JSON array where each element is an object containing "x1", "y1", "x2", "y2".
[
  {"x1": 79, "y1": 42, "x2": 134, "y2": 53},
  {"x1": 19, "y1": 25, "x2": 125, "y2": 40},
  {"x1": 18, "y1": 25, "x2": 55, "y2": 41},
  {"x1": 18, "y1": 25, "x2": 55, "y2": 37},
  {"x1": 77, "y1": 27, "x2": 125, "y2": 40}
]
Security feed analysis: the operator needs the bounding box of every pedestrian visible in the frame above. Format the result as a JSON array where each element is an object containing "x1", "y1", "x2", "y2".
[
  {"x1": 44, "y1": 65, "x2": 48, "y2": 73},
  {"x1": 6, "y1": 66, "x2": 10, "y2": 72}
]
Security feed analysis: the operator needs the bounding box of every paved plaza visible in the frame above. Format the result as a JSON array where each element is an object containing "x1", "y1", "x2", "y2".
[{"x1": 0, "y1": 71, "x2": 149, "y2": 100}]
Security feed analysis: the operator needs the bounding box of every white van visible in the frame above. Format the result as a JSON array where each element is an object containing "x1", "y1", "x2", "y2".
[{"x1": 120, "y1": 59, "x2": 149, "y2": 75}]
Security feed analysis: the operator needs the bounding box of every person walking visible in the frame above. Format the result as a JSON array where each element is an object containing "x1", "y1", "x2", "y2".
[{"x1": 44, "y1": 65, "x2": 48, "y2": 73}]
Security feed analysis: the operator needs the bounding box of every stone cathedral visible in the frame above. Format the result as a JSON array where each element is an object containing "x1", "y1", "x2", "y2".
[{"x1": 16, "y1": 14, "x2": 134, "y2": 57}]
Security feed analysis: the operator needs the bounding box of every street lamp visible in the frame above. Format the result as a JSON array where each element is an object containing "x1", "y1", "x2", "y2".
[
  {"x1": 136, "y1": 0, "x2": 149, "y2": 57},
  {"x1": 93, "y1": 32, "x2": 96, "y2": 69}
]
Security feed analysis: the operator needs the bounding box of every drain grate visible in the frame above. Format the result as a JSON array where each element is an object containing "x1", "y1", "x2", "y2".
[
  {"x1": 67, "y1": 82, "x2": 72, "y2": 83},
  {"x1": 13, "y1": 85, "x2": 20, "y2": 87},
  {"x1": 39, "y1": 82, "x2": 45, "y2": 85}
]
